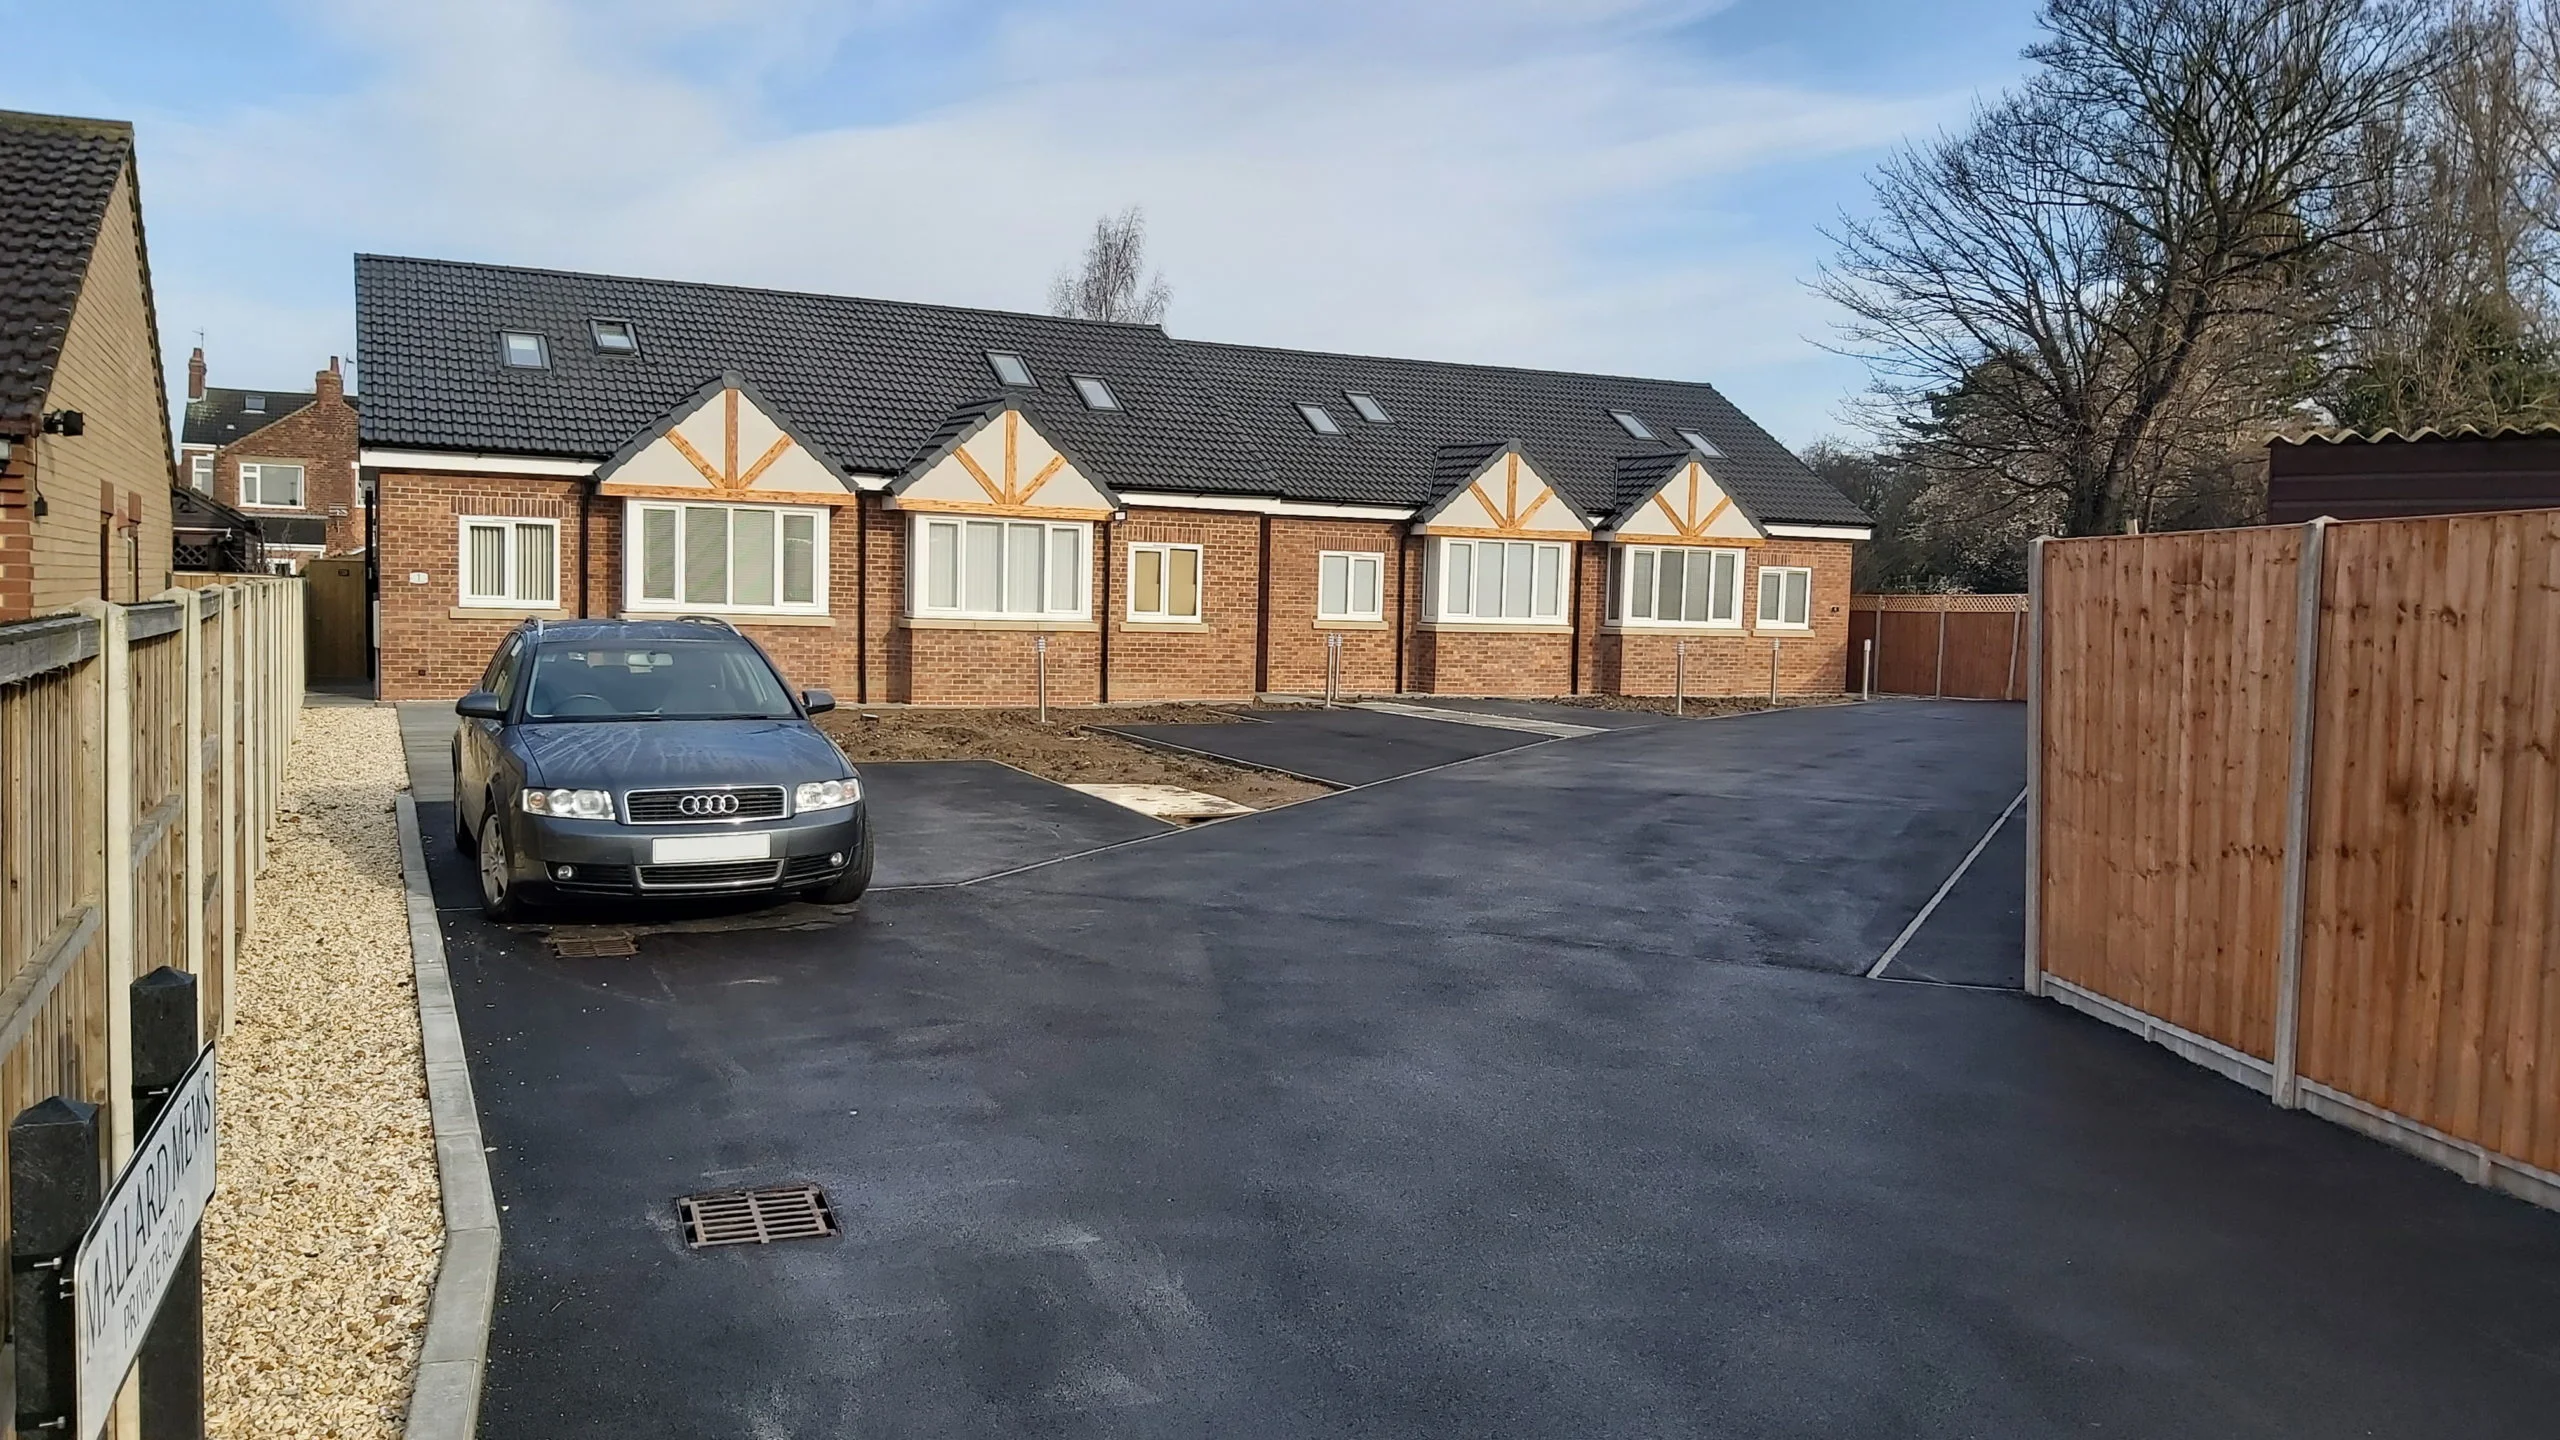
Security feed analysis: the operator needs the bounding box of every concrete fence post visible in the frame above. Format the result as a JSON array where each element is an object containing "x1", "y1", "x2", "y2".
[
  {"x1": 2271, "y1": 518, "x2": 2331, "y2": 1109},
  {"x1": 2024, "y1": 538, "x2": 2047, "y2": 996},
  {"x1": 1932, "y1": 602, "x2": 1948, "y2": 698}
]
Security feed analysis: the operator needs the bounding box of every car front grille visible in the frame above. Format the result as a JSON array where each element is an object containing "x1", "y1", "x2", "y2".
[
  {"x1": 624, "y1": 786, "x2": 788, "y2": 825},
  {"x1": 636, "y1": 859, "x2": 788, "y2": 891}
]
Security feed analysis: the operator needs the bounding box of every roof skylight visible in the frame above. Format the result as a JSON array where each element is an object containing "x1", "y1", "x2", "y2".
[
  {"x1": 591, "y1": 319, "x2": 638, "y2": 353},
  {"x1": 1071, "y1": 375, "x2": 1119, "y2": 410},
  {"x1": 501, "y1": 332, "x2": 549, "y2": 369},
  {"x1": 987, "y1": 351, "x2": 1034, "y2": 387},
  {"x1": 242, "y1": 394, "x2": 265, "y2": 413},
  {"x1": 1345, "y1": 391, "x2": 1390, "y2": 423},
  {"x1": 1609, "y1": 409, "x2": 1654, "y2": 440},
  {"x1": 1298, "y1": 403, "x2": 1342, "y2": 435},
  {"x1": 1677, "y1": 428, "x2": 1723, "y2": 457}
]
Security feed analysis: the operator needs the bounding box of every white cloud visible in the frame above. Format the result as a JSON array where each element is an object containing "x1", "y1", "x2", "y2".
[{"x1": 138, "y1": 0, "x2": 1974, "y2": 440}]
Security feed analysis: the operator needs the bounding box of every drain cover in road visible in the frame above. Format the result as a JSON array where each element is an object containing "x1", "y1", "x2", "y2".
[
  {"x1": 551, "y1": 928, "x2": 638, "y2": 958},
  {"x1": 676, "y1": 1184, "x2": 839, "y2": 1248}
]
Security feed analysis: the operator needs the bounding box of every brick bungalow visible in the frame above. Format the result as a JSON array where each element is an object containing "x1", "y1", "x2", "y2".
[
  {"x1": 354, "y1": 255, "x2": 1871, "y2": 703},
  {"x1": 178, "y1": 347, "x2": 363, "y2": 567}
]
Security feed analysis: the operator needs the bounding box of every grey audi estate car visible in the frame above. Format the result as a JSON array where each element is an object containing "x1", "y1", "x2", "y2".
[{"x1": 451, "y1": 617, "x2": 871, "y2": 919}]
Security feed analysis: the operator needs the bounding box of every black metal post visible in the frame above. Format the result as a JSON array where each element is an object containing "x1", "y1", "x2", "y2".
[
  {"x1": 130, "y1": 966, "x2": 204, "y2": 1440},
  {"x1": 11, "y1": 1096, "x2": 102, "y2": 1434}
]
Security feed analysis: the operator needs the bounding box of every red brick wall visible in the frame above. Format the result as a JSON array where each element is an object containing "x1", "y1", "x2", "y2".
[
  {"x1": 214, "y1": 364, "x2": 362, "y2": 559},
  {"x1": 1102, "y1": 507, "x2": 1260, "y2": 701},
  {"x1": 1263, "y1": 517, "x2": 1407, "y2": 695},
  {"x1": 1592, "y1": 539, "x2": 1854, "y2": 697}
]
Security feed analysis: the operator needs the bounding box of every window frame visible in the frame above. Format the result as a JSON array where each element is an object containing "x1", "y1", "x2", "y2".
[
  {"x1": 589, "y1": 319, "x2": 639, "y2": 353},
  {"x1": 1756, "y1": 565, "x2": 1814, "y2": 630},
  {"x1": 1297, "y1": 403, "x2": 1342, "y2": 435},
  {"x1": 1315, "y1": 550, "x2": 1385, "y2": 622},
  {"x1": 188, "y1": 451, "x2": 213, "y2": 492},
  {"x1": 456, "y1": 516, "x2": 563, "y2": 609},
  {"x1": 1609, "y1": 409, "x2": 1655, "y2": 440},
  {"x1": 986, "y1": 351, "x2": 1034, "y2": 387},
  {"x1": 241, "y1": 394, "x2": 266, "y2": 415},
  {"x1": 907, "y1": 514, "x2": 1092, "y2": 622},
  {"x1": 622, "y1": 499, "x2": 830, "y2": 616},
  {"x1": 1615, "y1": 544, "x2": 1746, "y2": 630},
  {"x1": 1676, "y1": 428, "x2": 1723, "y2": 458},
  {"x1": 1125, "y1": 541, "x2": 1206, "y2": 623},
  {"x1": 1069, "y1": 374, "x2": 1120, "y2": 410},
  {"x1": 500, "y1": 331, "x2": 550, "y2": 369},
  {"x1": 1344, "y1": 391, "x2": 1390, "y2": 424},
  {"x1": 1431, "y1": 537, "x2": 1568, "y2": 625},
  {"x1": 236, "y1": 459, "x2": 306, "y2": 509}
]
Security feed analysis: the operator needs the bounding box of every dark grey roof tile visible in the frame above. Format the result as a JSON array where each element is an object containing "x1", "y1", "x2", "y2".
[{"x1": 0, "y1": 111, "x2": 132, "y2": 432}]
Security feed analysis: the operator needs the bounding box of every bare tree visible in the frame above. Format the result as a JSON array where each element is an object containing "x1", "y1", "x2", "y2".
[
  {"x1": 1821, "y1": 0, "x2": 2432, "y2": 536},
  {"x1": 1049, "y1": 207, "x2": 1173, "y2": 325}
]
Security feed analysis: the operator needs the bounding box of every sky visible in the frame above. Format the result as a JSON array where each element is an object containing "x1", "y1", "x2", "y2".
[{"x1": 14, "y1": 0, "x2": 2044, "y2": 448}]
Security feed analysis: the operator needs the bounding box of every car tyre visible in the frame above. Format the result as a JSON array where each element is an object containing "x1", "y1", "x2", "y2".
[
  {"x1": 478, "y1": 808, "x2": 532, "y2": 921},
  {"x1": 805, "y1": 828, "x2": 874, "y2": 906}
]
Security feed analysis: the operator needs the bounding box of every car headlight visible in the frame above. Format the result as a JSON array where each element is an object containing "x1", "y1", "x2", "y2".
[
  {"x1": 521, "y1": 787, "x2": 615, "y2": 820},
  {"x1": 794, "y1": 777, "x2": 861, "y2": 813}
]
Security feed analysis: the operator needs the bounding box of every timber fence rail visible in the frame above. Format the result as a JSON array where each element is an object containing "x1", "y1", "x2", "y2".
[
  {"x1": 0, "y1": 579, "x2": 303, "y2": 1435},
  {"x1": 1848, "y1": 593, "x2": 2028, "y2": 700},
  {"x1": 2025, "y1": 513, "x2": 2560, "y2": 1210}
]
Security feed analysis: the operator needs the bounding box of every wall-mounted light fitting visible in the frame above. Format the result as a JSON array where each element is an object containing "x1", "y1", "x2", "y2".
[{"x1": 39, "y1": 410, "x2": 84, "y2": 436}]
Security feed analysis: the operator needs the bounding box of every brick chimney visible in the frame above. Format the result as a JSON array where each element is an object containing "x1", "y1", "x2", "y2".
[
  {"x1": 186, "y1": 346, "x2": 206, "y2": 401},
  {"x1": 315, "y1": 355, "x2": 343, "y2": 405}
]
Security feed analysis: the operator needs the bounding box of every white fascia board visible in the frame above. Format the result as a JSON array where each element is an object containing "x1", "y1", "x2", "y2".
[
  {"x1": 361, "y1": 448, "x2": 599, "y2": 477},
  {"x1": 1116, "y1": 491, "x2": 1416, "y2": 521},
  {"x1": 1765, "y1": 523, "x2": 1874, "y2": 541}
]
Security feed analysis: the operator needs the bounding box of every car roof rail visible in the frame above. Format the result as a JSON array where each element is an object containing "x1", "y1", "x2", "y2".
[{"x1": 675, "y1": 614, "x2": 740, "y2": 633}]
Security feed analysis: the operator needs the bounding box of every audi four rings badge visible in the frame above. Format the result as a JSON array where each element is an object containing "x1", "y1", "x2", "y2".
[{"x1": 678, "y1": 793, "x2": 741, "y2": 816}]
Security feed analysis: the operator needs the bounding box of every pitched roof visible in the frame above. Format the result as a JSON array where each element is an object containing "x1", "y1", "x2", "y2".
[
  {"x1": 0, "y1": 111, "x2": 134, "y2": 434},
  {"x1": 1176, "y1": 339, "x2": 1871, "y2": 526},
  {"x1": 355, "y1": 254, "x2": 1270, "y2": 497},
  {"x1": 181, "y1": 385, "x2": 360, "y2": 448},
  {"x1": 354, "y1": 254, "x2": 1868, "y2": 528}
]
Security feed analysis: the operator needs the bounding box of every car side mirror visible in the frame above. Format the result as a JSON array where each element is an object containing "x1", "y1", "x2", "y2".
[
  {"x1": 801, "y1": 688, "x2": 836, "y2": 715},
  {"x1": 455, "y1": 690, "x2": 505, "y2": 720}
]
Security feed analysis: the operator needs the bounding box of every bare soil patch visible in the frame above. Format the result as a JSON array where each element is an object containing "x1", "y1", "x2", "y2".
[{"x1": 817, "y1": 704, "x2": 1333, "y2": 810}]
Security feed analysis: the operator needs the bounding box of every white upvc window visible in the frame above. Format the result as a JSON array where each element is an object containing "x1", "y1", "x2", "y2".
[
  {"x1": 238, "y1": 460, "x2": 304, "y2": 508},
  {"x1": 626, "y1": 500, "x2": 827, "y2": 614},
  {"x1": 188, "y1": 452, "x2": 213, "y2": 492},
  {"x1": 1127, "y1": 542, "x2": 1202, "y2": 622},
  {"x1": 1618, "y1": 545, "x2": 1744, "y2": 627},
  {"x1": 1433, "y1": 538, "x2": 1565, "y2": 622},
  {"x1": 459, "y1": 517, "x2": 560, "y2": 608},
  {"x1": 1316, "y1": 551, "x2": 1384, "y2": 622},
  {"x1": 910, "y1": 515, "x2": 1089, "y2": 621},
  {"x1": 1757, "y1": 565, "x2": 1814, "y2": 629}
]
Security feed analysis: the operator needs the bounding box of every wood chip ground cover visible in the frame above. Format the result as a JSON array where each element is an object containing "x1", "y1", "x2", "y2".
[{"x1": 204, "y1": 705, "x2": 441, "y2": 1437}]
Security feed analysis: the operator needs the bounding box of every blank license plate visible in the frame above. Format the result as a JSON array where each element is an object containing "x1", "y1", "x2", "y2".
[{"x1": 651, "y1": 833, "x2": 771, "y2": 864}]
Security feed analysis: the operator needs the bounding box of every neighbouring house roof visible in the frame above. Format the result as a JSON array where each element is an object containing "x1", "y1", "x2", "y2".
[
  {"x1": 354, "y1": 253, "x2": 1869, "y2": 528},
  {"x1": 0, "y1": 110, "x2": 134, "y2": 436},
  {"x1": 183, "y1": 385, "x2": 359, "y2": 448}
]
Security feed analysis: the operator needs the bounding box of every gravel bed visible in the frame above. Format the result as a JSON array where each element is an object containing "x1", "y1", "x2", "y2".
[{"x1": 204, "y1": 705, "x2": 442, "y2": 1437}]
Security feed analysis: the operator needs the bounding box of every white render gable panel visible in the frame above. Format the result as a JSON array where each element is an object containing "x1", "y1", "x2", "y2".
[
  {"x1": 597, "y1": 381, "x2": 851, "y2": 500},
  {"x1": 896, "y1": 407, "x2": 1117, "y2": 518},
  {"x1": 1414, "y1": 450, "x2": 1591, "y2": 539},
  {"x1": 1613, "y1": 460, "x2": 1765, "y2": 545}
]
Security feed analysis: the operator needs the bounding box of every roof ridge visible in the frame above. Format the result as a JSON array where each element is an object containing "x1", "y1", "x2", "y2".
[
  {"x1": 354, "y1": 253, "x2": 1174, "y2": 335},
  {"x1": 1176, "y1": 335, "x2": 1738, "y2": 397},
  {"x1": 0, "y1": 110, "x2": 135, "y2": 139}
]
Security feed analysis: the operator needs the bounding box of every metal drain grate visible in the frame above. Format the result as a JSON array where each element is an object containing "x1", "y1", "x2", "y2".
[
  {"x1": 676, "y1": 1184, "x2": 839, "y2": 1249},
  {"x1": 551, "y1": 928, "x2": 637, "y2": 958}
]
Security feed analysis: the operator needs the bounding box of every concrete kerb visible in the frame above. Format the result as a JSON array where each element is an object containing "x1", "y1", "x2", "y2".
[{"x1": 395, "y1": 790, "x2": 499, "y2": 1440}]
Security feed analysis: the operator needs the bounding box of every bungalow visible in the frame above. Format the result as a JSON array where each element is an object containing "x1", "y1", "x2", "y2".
[{"x1": 354, "y1": 255, "x2": 1870, "y2": 703}]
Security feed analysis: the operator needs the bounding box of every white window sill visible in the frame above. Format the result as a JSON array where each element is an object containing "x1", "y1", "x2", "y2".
[
  {"x1": 1756, "y1": 623, "x2": 1814, "y2": 633},
  {"x1": 1419, "y1": 619, "x2": 1570, "y2": 633},
  {"x1": 624, "y1": 606, "x2": 835, "y2": 626},
  {"x1": 1605, "y1": 622, "x2": 1747, "y2": 635},
  {"x1": 900, "y1": 615, "x2": 1099, "y2": 632},
  {"x1": 1122, "y1": 616, "x2": 1208, "y2": 630},
  {"x1": 1313, "y1": 617, "x2": 1388, "y2": 630},
  {"x1": 450, "y1": 605, "x2": 570, "y2": 620}
]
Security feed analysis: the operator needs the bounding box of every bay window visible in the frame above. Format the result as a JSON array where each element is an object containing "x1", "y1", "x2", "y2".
[
  {"x1": 1434, "y1": 538, "x2": 1564, "y2": 623},
  {"x1": 627, "y1": 500, "x2": 826, "y2": 613},
  {"x1": 1618, "y1": 545, "x2": 1742, "y2": 627},
  {"x1": 459, "y1": 517, "x2": 559, "y2": 608},
  {"x1": 1317, "y1": 551, "x2": 1384, "y2": 622},
  {"x1": 1757, "y1": 565, "x2": 1813, "y2": 629},
  {"x1": 1128, "y1": 543, "x2": 1202, "y2": 622},
  {"x1": 911, "y1": 516, "x2": 1088, "y2": 620}
]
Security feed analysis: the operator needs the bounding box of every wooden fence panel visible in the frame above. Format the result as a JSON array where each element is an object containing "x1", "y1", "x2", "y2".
[
  {"x1": 2036, "y1": 528, "x2": 2301, "y2": 1060},
  {"x1": 2297, "y1": 511, "x2": 2560, "y2": 1175},
  {"x1": 131, "y1": 625, "x2": 187, "y2": 987},
  {"x1": 1851, "y1": 595, "x2": 2030, "y2": 699}
]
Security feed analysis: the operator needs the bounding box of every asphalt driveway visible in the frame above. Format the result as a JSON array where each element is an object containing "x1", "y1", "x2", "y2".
[
  {"x1": 432, "y1": 700, "x2": 2560, "y2": 1439},
  {"x1": 1101, "y1": 706, "x2": 1549, "y2": 786}
]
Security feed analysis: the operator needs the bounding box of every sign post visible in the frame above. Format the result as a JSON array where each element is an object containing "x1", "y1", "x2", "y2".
[{"x1": 74, "y1": 1042, "x2": 215, "y2": 1439}]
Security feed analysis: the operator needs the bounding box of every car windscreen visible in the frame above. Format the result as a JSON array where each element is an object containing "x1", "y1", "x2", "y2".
[{"x1": 521, "y1": 639, "x2": 798, "y2": 721}]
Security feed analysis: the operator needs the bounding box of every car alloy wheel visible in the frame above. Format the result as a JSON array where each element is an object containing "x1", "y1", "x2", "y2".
[{"x1": 479, "y1": 810, "x2": 523, "y2": 920}]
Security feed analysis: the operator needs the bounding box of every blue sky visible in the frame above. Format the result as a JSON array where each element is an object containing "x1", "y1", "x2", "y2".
[{"x1": 18, "y1": 0, "x2": 2041, "y2": 446}]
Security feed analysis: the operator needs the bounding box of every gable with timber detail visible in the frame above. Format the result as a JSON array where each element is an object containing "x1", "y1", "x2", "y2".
[
  {"x1": 892, "y1": 406, "x2": 1117, "y2": 520},
  {"x1": 1413, "y1": 450, "x2": 1591, "y2": 541},
  {"x1": 1610, "y1": 460, "x2": 1764, "y2": 546},
  {"x1": 594, "y1": 375, "x2": 854, "y2": 505}
]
